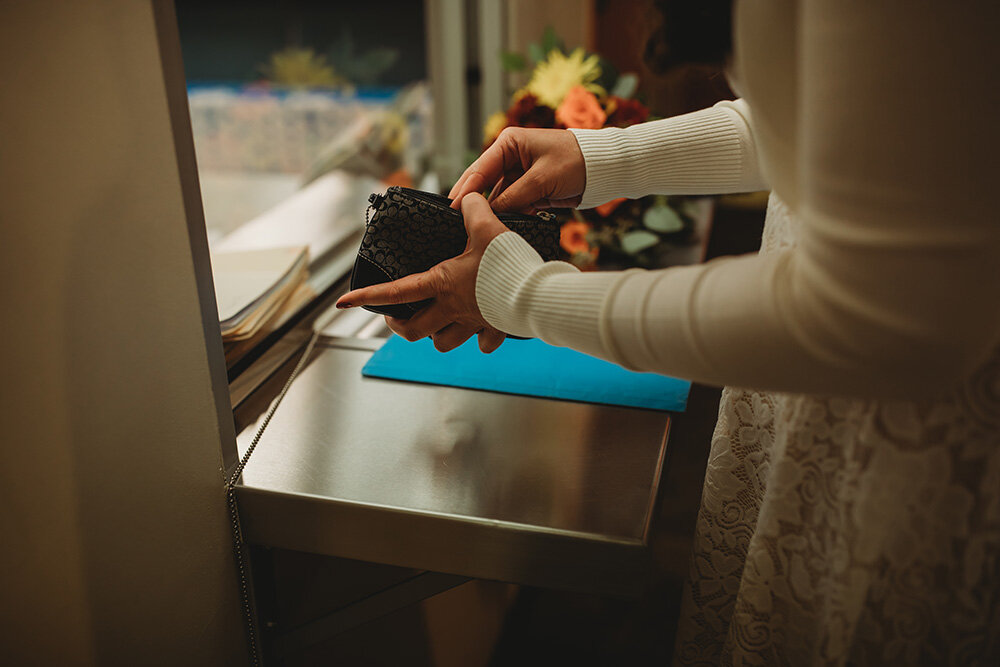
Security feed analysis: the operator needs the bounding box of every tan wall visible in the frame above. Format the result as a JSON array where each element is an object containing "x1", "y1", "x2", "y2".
[
  {"x1": 0, "y1": 1, "x2": 244, "y2": 663},
  {"x1": 506, "y1": 0, "x2": 594, "y2": 55},
  {"x1": 505, "y1": 0, "x2": 594, "y2": 91}
]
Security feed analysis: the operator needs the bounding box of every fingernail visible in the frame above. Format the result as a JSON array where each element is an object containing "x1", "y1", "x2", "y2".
[{"x1": 337, "y1": 302, "x2": 351, "y2": 309}]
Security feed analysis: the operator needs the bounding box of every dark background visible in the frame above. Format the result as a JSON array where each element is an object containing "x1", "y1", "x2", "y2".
[{"x1": 175, "y1": 0, "x2": 427, "y2": 86}]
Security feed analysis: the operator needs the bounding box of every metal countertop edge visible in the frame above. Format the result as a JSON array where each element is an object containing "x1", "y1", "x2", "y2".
[{"x1": 236, "y1": 484, "x2": 653, "y2": 598}]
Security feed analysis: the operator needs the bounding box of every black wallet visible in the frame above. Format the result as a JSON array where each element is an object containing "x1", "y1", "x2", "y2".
[{"x1": 350, "y1": 186, "x2": 561, "y2": 319}]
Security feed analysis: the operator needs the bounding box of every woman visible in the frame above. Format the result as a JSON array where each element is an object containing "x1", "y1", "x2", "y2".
[{"x1": 338, "y1": 1, "x2": 1000, "y2": 662}]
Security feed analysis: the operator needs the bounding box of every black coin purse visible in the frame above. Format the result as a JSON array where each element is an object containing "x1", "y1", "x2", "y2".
[{"x1": 350, "y1": 186, "x2": 561, "y2": 319}]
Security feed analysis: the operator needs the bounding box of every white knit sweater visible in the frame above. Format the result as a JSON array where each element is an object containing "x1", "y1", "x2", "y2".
[
  {"x1": 474, "y1": 4, "x2": 1000, "y2": 661},
  {"x1": 474, "y1": 3, "x2": 999, "y2": 400}
]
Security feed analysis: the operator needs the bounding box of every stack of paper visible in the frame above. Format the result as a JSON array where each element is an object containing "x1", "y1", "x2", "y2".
[{"x1": 211, "y1": 246, "x2": 313, "y2": 363}]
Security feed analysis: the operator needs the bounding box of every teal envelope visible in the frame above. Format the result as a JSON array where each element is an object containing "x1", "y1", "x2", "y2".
[{"x1": 362, "y1": 335, "x2": 691, "y2": 412}]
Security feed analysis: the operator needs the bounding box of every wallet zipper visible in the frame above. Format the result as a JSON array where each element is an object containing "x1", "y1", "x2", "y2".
[{"x1": 375, "y1": 186, "x2": 555, "y2": 223}]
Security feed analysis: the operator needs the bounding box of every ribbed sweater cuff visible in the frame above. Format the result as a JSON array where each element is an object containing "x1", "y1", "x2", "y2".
[
  {"x1": 476, "y1": 232, "x2": 623, "y2": 359},
  {"x1": 569, "y1": 101, "x2": 761, "y2": 209}
]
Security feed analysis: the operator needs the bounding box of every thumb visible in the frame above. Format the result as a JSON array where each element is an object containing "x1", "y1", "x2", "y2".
[{"x1": 461, "y1": 193, "x2": 507, "y2": 246}]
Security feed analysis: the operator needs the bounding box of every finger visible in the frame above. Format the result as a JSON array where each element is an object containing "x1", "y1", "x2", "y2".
[
  {"x1": 390, "y1": 305, "x2": 454, "y2": 342},
  {"x1": 385, "y1": 315, "x2": 438, "y2": 343},
  {"x1": 336, "y1": 270, "x2": 439, "y2": 308},
  {"x1": 450, "y1": 172, "x2": 487, "y2": 209},
  {"x1": 477, "y1": 327, "x2": 506, "y2": 354},
  {"x1": 490, "y1": 168, "x2": 545, "y2": 213},
  {"x1": 431, "y1": 323, "x2": 478, "y2": 353},
  {"x1": 447, "y1": 171, "x2": 469, "y2": 200},
  {"x1": 486, "y1": 172, "x2": 507, "y2": 203},
  {"x1": 487, "y1": 171, "x2": 519, "y2": 205},
  {"x1": 542, "y1": 196, "x2": 582, "y2": 209},
  {"x1": 448, "y1": 168, "x2": 486, "y2": 202},
  {"x1": 449, "y1": 137, "x2": 520, "y2": 208},
  {"x1": 384, "y1": 316, "x2": 413, "y2": 340},
  {"x1": 487, "y1": 168, "x2": 530, "y2": 210}
]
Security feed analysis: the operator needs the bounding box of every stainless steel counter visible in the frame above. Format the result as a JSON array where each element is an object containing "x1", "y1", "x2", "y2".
[{"x1": 235, "y1": 335, "x2": 671, "y2": 596}]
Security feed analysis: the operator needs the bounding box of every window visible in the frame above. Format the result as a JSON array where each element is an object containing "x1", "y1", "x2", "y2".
[{"x1": 176, "y1": 1, "x2": 434, "y2": 374}]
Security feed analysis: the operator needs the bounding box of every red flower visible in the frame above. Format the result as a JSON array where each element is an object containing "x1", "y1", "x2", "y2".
[
  {"x1": 605, "y1": 97, "x2": 649, "y2": 128},
  {"x1": 507, "y1": 93, "x2": 560, "y2": 129}
]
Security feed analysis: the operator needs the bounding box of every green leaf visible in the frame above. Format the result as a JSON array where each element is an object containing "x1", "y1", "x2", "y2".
[
  {"x1": 327, "y1": 30, "x2": 399, "y2": 85},
  {"x1": 610, "y1": 72, "x2": 639, "y2": 99},
  {"x1": 500, "y1": 51, "x2": 527, "y2": 72},
  {"x1": 348, "y1": 49, "x2": 400, "y2": 84},
  {"x1": 528, "y1": 42, "x2": 545, "y2": 65},
  {"x1": 620, "y1": 229, "x2": 660, "y2": 255},
  {"x1": 364, "y1": 48, "x2": 399, "y2": 71},
  {"x1": 594, "y1": 57, "x2": 619, "y2": 92},
  {"x1": 332, "y1": 29, "x2": 353, "y2": 61},
  {"x1": 541, "y1": 26, "x2": 561, "y2": 55},
  {"x1": 643, "y1": 204, "x2": 685, "y2": 233}
]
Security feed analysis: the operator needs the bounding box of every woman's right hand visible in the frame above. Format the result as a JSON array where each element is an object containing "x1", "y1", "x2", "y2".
[{"x1": 448, "y1": 127, "x2": 586, "y2": 213}]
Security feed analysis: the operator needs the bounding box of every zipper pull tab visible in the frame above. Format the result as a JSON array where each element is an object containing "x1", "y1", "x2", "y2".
[
  {"x1": 537, "y1": 210, "x2": 555, "y2": 222},
  {"x1": 366, "y1": 192, "x2": 386, "y2": 225}
]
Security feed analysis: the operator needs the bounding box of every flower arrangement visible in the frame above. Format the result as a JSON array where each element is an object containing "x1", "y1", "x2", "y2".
[{"x1": 486, "y1": 30, "x2": 698, "y2": 270}]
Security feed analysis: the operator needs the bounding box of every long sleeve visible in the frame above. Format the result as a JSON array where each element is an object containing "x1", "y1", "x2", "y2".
[
  {"x1": 476, "y1": 1, "x2": 1000, "y2": 399},
  {"x1": 569, "y1": 99, "x2": 766, "y2": 209}
]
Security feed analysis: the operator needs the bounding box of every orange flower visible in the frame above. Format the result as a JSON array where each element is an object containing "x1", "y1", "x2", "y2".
[
  {"x1": 594, "y1": 197, "x2": 627, "y2": 217},
  {"x1": 560, "y1": 220, "x2": 593, "y2": 255},
  {"x1": 555, "y1": 85, "x2": 607, "y2": 129}
]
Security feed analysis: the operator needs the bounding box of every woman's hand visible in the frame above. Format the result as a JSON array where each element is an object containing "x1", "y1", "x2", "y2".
[
  {"x1": 449, "y1": 127, "x2": 586, "y2": 212},
  {"x1": 335, "y1": 193, "x2": 510, "y2": 353}
]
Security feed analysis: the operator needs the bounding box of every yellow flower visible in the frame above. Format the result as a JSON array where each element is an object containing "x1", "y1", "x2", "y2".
[
  {"x1": 526, "y1": 48, "x2": 604, "y2": 108},
  {"x1": 483, "y1": 110, "x2": 508, "y2": 144},
  {"x1": 260, "y1": 48, "x2": 347, "y2": 88}
]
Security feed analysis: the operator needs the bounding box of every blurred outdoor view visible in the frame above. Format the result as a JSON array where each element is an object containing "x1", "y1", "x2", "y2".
[{"x1": 176, "y1": 0, "x2": 433, "y2": 244}]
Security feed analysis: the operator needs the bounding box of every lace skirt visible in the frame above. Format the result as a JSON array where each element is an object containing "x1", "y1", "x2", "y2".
[{"x1": 673, "y1": 196, "x2": 1000, "y2": 665}]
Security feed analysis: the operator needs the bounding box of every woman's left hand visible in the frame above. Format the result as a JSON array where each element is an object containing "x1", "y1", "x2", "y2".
[{"x1": 335, "y1": 193, "x2": 509, "y2": 353}]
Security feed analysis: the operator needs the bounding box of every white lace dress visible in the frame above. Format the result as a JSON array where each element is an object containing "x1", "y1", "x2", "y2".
[{"x1": 673, "y1": 195, "x2": 1000, "y2": 664}]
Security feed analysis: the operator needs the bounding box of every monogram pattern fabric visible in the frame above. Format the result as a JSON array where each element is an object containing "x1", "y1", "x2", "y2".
[
  {"x1": 673, "y1": 194, "x2": 1000, "y2": 665},
  {"x1": 353, "y1": 187, "x2": 561, "y2": 317}
]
